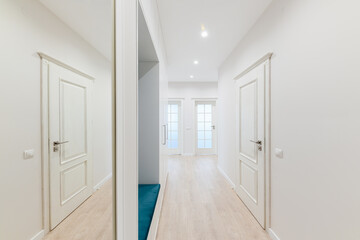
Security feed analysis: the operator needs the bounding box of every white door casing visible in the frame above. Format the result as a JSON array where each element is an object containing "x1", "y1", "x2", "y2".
[
  {"x1": 235, "y1": 62, "x2": 267, "y2": 228},
  {"x1": 48, "y1": 61, "x2": 93, "y2": 229},
  {"x1": 195, "y1": 101, "x2": 217, "y2": 155}
]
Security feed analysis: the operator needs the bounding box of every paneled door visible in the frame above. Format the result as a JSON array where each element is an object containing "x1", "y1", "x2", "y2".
[
  {"x1": 167, "y1": 101, "x2": 182, "y2": 155},
  {"x1": 235, "y1": 63, "x2": 266, "y2": 228},
  {"x1": 48, "y1": 62, "x2": 93, "y2": 229},
  {"x1": 195, "y1": 101, "x2": 217, "y2": 155}
]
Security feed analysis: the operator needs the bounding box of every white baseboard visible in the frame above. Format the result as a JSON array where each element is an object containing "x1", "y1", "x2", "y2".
[
  {"x1": 147, "y1": 173, "x2": 168, "y2": 240},
  {"x1": 30, "y1": 230, "x2": 44, "y2": 240},
  {"x1": 182, "y1": 153, "x2": 195, "y2": 156},
  {"x1": 93, "y1": 173, "x2": 112, "y2": 191},
  {"x1": 268, "y1": 228, "x2": 280, "y2": 240},
  {"x1": 217, "y1": 166, "x2": 235, "y2": 189}
]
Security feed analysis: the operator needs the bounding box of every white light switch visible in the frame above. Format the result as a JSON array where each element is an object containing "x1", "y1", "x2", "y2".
[
  {"x1": 24, "y1": 149, "x2": 35, "y2": 159},
  {"x1": 275, "y1": 148, "x2": 283, "y2": 158}
]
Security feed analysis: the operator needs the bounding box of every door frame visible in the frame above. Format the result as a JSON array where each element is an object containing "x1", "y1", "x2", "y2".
[
  {"x1": 39, "y1": 52, "x2": 95, "y2": 234},
  {"x1": 115, "y1": 0, "x2": 138, "y2": 239},
  {"x1": 167, "y1": 99, "x2": 184, "y2": 155},
  {"x1": 233, "y1": 53, "x2": 272, "y2": 231},
  {"x1": 193, "y1": 98, "x2": 218, "y2": 155}
]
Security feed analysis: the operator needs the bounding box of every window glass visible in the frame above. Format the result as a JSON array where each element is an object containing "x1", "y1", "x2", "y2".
[
  {"x1": 168, "y1": 103, "x2": 180, "y2": 149},
  {"x1": 197, "y1": 103, "x2": 213, "y2": 149}
]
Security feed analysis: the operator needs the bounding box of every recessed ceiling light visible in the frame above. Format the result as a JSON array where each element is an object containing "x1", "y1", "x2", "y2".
[
  {"x1": 201, "y1": 24, "x2": 208, "y2": 38},
  {"x1": 190, "y1": 75, "x2": 194, "y2": 79},
  {"x1": 194, "y1": 60, "x2": 199, "y2": 65}
]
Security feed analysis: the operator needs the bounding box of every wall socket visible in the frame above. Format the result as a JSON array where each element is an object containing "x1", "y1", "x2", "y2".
[
  {"x1": 24, "y1": 149, "x2": 35, "y2": 159},
  {"x1": 275, "y1": 148, "x2": 284, "y2": 158}
]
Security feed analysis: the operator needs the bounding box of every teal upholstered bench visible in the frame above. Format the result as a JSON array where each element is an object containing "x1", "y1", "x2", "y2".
[{"x1": 138, "y1": 184, "x2": 160, "y2": 240}]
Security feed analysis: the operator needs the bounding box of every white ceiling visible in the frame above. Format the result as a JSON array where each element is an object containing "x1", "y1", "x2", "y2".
[
  {"x1": 157, "y1": 0, "x2": 272, "y2": 82},
  {"x1": 39, "y1": 0, "x2": 272, "y2": 82},
  {"x1": 39, "y1": 0, "x2": 112, "y2": 60}
]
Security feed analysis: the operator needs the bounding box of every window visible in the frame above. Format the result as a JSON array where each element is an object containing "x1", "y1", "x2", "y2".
[
  {"x1": 168, "y1": 103, "x2": 179, "y2": 149},
  {"x1": 197, "y1": 103, "x2": 212, "y2": 149}
]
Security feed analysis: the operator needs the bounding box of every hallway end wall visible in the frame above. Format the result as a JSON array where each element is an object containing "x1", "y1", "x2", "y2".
[{"x1": 168, "y1": 82, "x2": 218, "y2": 156}]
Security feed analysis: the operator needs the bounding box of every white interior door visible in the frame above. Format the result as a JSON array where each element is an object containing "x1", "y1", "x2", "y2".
[
  {"x1": 235, "y1": 64, "x2": 266, "y2": 228},
  {"x1": 195, "y1": 101, "x2": 217, "y2": 155},
  {"x1": 167, "y1": 101, "x2": 182, "y2": 155},
  {"x1": 48, "y1": 63, "x2": 93, "y2": 229}
]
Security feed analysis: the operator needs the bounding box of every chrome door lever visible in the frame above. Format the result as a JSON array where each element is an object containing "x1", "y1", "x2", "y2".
[
  {"x1": 54, "y1": 141, "x2": 69, "y2": 145},
  {"x1": 53, "y1": 140, "x2": 69, "y2": 152},
  {"x1": 249, "y1": 140, "x2": 262, "y2": 145},
  {"x1": 249, "y1": 140, "x2": 262, "y2": 151}
]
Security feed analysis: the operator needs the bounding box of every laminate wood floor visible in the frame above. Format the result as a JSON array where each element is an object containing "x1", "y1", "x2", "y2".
[
  {"x1": 44, "y1": 179, "x2": 113, "y2": 240},
  {"x1": 43, "y1": 156, "x2": 270, "y2": 240},
  {"x1": 156, "y1": 155, "x2": 271, "y2": 240}
]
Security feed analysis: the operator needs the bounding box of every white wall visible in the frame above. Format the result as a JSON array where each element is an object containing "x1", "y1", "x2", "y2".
[
  {"x1": 218, "y1": 0, "x2": 360, "y2": 239},
  {"x1": 0, "y1": 0, "x2": 112, "y2": 239},
  {"x1": 168, "y1": 82, "x2": 218, "y2": 155},
  {"x1": 139, "y1": 62, "x2": 160, "y2": 184}
]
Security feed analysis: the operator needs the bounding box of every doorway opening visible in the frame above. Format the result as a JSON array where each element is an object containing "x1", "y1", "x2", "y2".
[{"x1": 137, "y1": 3, "x2": 168, "y2": 240}]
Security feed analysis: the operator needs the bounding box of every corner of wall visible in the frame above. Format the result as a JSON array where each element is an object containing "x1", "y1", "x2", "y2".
[
  {"x1": 267, "y1": 228, "x2": 281, "y2": 240},
  {"x1": 93, "y1": 173, "x2": 113, "y2": 191},
  {"x1": 217, "y1": 165, "x2": 235, "y2": 189},
  {"x1": 30, "y1": 230, "x2": 44, "y2": 240}
]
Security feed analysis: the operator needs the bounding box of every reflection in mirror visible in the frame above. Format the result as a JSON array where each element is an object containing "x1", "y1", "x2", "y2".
[{"x1": 0, "y1": 0, "x2": 114, "y2": 239}]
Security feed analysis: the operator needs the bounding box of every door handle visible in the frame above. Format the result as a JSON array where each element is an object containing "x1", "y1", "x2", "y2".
[
  {"x1": 54, "y1": 141, "x2": 69, "y2": 145},
  {"x1": 53, "y1": 140, "x2": 69, "y2": 152},
  {"x1": 249, "y1": 140, "x2": 262, "y2": 151},
  {"x1": 249, "y1": 140, "x2": 261, "y2": 145},
  {"x1": 162, "y1": 125, "x2": 167, "y2": 145}
]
